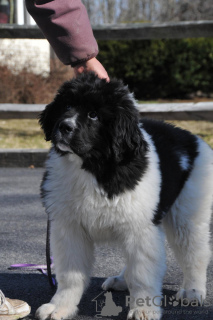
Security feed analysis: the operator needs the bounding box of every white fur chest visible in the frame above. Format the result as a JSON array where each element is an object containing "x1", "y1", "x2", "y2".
[{"x1": 43, "y1": 134, "x2": 161, "y2": 242}]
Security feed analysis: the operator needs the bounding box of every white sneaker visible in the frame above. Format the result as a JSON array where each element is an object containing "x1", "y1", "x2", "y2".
[{"x1": 0, "y1": 290, "x2": 31, "y2": 320}]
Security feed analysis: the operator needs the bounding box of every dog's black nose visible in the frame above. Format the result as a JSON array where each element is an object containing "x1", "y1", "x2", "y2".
[{"x1": 59, "y1": 119, "x2": 74, "y2": 135}]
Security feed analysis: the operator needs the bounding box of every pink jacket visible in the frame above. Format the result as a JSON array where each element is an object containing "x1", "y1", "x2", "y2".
[{"x1": 26, "y1": 0, "x2": 99, "y2": 67}]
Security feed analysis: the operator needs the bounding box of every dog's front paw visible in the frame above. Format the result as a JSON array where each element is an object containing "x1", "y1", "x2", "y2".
[
  {"x1": 35, "y1": 303, "x2": 55, "y2": 320},
  {"x1": 49, "y1": 307, "x2": 77, "y2": 320},
  {"x1": 35, "y1": 303, "x2": 77, "y2": 320},
  {"x1": 127, "y1": 307, "x2": 162, "y2": 320}
]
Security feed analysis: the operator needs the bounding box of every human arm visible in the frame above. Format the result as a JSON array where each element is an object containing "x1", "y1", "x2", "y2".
[{"x1": 25, "y1": 0, "x2": 108, "y2": 80}]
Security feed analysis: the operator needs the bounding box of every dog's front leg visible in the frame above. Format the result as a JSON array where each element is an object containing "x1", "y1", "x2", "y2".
[
  {"x1": 36, "y1": 220, "x2": 93, "y2": 320},
  {"x1": 125, "y1": 225, "x2": 166, "y2": 320}
]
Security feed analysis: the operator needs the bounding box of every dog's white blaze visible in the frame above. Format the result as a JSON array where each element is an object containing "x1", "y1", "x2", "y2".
[{"x1": 70, "y1": 113, "x2": 78, "y2": 126}]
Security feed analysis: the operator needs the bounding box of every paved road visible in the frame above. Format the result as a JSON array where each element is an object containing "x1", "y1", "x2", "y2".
[{"x1": 0, "y1": 168, "x2": 213, "y2": 320}]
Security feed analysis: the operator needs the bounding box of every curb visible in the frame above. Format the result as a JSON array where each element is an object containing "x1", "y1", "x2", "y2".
[{"x1": 0, "y1": 149, "x2": 48, "y2": 167}]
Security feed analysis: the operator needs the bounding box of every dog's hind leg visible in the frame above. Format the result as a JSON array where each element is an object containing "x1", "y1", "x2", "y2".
[
  {"x1": 124, "y1": 224, "x2": 166, "y2": 320},
  {"x1": 163, "y1": 210, "x2": 211, "y2": 304},
  {"x1": 102, "y1": 267, "x2": 128, "y2": 291},
  {"x1": 163, "y1": 140, "x2": 213, "y2": 304}
]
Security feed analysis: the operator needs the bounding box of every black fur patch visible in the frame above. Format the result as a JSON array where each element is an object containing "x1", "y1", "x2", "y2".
[{"x1": 141, "y1": 119, "x2": 198, "y2": 224}]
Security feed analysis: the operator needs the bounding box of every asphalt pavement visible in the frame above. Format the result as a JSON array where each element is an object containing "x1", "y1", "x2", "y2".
[{"x1": 0, "y1": 168, "x2": 213, "y2": 320}]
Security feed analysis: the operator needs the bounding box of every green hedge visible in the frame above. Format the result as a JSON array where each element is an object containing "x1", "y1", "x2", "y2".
[{"x1": 98, "y1": 38, "x2": 213, "y2": 99}]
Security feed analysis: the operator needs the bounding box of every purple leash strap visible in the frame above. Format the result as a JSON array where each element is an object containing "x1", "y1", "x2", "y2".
[
  {"x1": 9, "y1": 262, "x2": 56, "y2": 286},
  {"x1": 9, "y1": 218, "x2": 56, "y2": 287}
]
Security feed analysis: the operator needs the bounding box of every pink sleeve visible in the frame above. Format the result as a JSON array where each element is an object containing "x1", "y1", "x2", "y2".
[{"x1": 25, "y1": 0, "x2": 99, "y2": 66}]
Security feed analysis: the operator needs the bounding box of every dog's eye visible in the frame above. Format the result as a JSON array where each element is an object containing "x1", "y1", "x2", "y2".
[
  {"x1": 66, "y1": 105, "x2": 72, "y2": 111},
  {"x1": 88, "y1": 111, "x2": 98, "y2": 120}
]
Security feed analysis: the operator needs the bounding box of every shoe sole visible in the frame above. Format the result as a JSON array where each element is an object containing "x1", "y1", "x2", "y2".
[{"x1": 0, "y1": 307, "x2": 31, "y2": 320}]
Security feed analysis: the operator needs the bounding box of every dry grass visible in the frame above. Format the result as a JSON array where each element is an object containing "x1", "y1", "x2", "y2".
[
  {"x1": 0, "y1": 119, "x2": 212, "y2": 149},
  {"x1": 0, "y1": 119, "x2": 49, "y2": 149}
]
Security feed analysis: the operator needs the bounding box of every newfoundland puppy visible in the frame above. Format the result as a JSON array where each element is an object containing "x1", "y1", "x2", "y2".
[{"x1": 36, "y1": 73, "x2": 213, "y2": 320}]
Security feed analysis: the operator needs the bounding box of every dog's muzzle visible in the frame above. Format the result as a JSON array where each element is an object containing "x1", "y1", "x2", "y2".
[
  {"x1": 59, "y1": 119, "x2": 74, "y2": 136},
  {"x1": 56, "y1": 118, "x2": 75, "y2": 153}
]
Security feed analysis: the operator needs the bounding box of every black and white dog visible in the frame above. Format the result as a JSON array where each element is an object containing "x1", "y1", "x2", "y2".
[{"x1": 37, "y1": 73, "x2": 213, "y2": 320}]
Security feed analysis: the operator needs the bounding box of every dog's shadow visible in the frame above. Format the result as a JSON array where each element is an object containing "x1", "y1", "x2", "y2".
[{"x1": 0, "y1": 273, "x2": 211, "y2": 320}]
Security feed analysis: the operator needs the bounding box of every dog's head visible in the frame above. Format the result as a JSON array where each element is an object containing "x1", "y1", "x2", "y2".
[{"x1": 40, "y1": 73, "x2": 145, "y2": 165}]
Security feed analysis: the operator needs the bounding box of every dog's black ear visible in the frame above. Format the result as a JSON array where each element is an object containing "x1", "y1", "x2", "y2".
[
  {"x1": 39, "y1": 100, "x2": 60, "y2": 141},
  {"x1": 111, "y1": 108, "x2": 144, "y2": 163}
]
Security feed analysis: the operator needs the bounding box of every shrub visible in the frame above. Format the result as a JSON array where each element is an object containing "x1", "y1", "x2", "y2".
[
  {"x1": 0, "y1": 62, "x2": 72, "y2": 104},
  {"x1": 98, "y1": 38, "x2": 213, "y2": 99}
]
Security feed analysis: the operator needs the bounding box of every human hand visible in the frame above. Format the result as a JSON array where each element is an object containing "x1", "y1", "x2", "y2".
[{"x1": 73, "y1": 57, "x2": 110, "y2": 82}]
